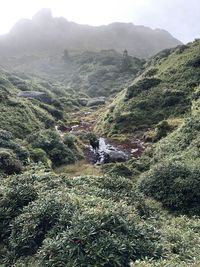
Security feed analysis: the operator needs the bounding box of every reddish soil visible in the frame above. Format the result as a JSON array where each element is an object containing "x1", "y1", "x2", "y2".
[{"x1": 59, "y1": 110, "x2": 151, "y2": 162}]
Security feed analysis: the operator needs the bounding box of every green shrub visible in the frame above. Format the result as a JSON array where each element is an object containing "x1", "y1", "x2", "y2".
[
  {"x1": 155, "y1": 120, "x2": 171, "y2": 140},
  {"x1": 0, "y1": 183, "x2": 37, "y2": 240},
  {"x1": 125, "y1": 78, "x2": 161, "y2": 100},
  {"x1": 9, "y1": 198, "x2": 63, "y2": 259},
  {"x1": 144, "y1": 68, "x2": 158, "y2": 77},
  {"x1": 138, "y1": 159, "x2": 200, "y2": 214},
  {"x1": 30, "y1": 148, "x2": 50, "y2": 166},
  {"x1": 39, "y1": 103, "x2": 64, "y2": 120},
  {"x1": 27, "y1": 130, "x2": 78, "y2": 167},
  {"x1": 187, "y1": 56, "x2": 200, "y2": 67},
  {"x1": 0, "y1": 149, "x2": 23, "y2": 175},
  {"x1": 106, "y1": 163, "x2": 134, "y2": 177},
  {"x1": 38, "y1": 211, "x2": 162, "y2": 267},
  {"x1": 0, "y1": 129, "x2": 13, "y2": 141}
]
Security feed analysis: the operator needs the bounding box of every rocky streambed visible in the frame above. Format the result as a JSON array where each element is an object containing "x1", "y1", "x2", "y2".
[
  {"x1": 55, "y1": 110, "x2": 150, "y2": 165},
  {"x1": 91, "y1": 137, "x2": 129, "y2": 165}
]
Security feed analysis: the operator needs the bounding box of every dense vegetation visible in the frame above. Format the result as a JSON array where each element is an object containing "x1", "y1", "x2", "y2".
[
  {"x1": 138, "y1": 85, "x2": 200, "y2": 214},
  {"x1": 97, "y1": 39, "x2": 200, "y2": 136},
  {"x1": 1, "y1": 49, "x2": 145, "y2": 98},
  {"x1": 0, "y1": 34, "x2": 200, "y2": 266}
]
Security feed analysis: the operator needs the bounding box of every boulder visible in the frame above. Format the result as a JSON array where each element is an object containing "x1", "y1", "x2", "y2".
[
  {"x1": 17, "y1": 91, "x2": 51, "y2": 103},
  {"x1": 104, "y1": 150, "x2": 127, "y2": 163},
  {"x1": 87, "y1": 97, "x2": 106, "y2": 107}
]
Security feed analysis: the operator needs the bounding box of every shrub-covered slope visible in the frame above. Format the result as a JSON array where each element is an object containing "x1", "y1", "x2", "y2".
[
  {"x1": 97, "y1": 39, "x2": 200, "y2": 135},
  {"x1": 0, "y1": 69, "x2": 84, "y2": 173},
  {"x1": 0, "y1": 69, "x2": 90, "y2": 138},
  {"x1": 0, "y1": 167, "x2": 188, "y2": 266},
  {"x1": 138, "y1": 85, "x2": 200, "y2": 214},
  {"x1": 0, "y1": 70, "x2": 55, "y2": 138},
  {"x1": 2, "y1": 49, "x2": 145, "y2": 97},
  {"x1": 2, "y1": 161, "x2": 200, "y2": 266}
]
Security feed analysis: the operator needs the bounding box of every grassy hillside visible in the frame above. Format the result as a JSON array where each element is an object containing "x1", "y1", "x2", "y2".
[
  {"x1": 0, "y1": 70, "x2": 55, "y2": 138},
  {"x1": 0, "y1": 68, "x2": 95, "y2": 138},
  {"x1": 138, "y1": 85, "x2": 200, "y2": 214},
  {"x1": 96, "y1": 39, "x2": 200, "y2": 136},
  {"x1": 0, "y1": 69, "x2": 85, "y2": 175}
]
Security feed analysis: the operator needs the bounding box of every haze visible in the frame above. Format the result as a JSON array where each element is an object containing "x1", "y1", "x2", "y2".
[{"x1": 0, "y1": 0, "x2": 199, "y2": 43}]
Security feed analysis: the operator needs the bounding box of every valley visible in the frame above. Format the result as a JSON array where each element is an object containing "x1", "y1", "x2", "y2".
[{"x1": 0, "y1": 9, "x2": 200, "y2": 267}]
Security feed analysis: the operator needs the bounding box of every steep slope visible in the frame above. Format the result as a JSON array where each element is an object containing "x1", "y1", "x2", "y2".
[
  {"x1": 0, "y1": 70, "x2": 55, "y2": 138},
  {"x1": 138, "y1": 85, "x2": 200, "y2": 214},
  {"x1": 97, "y1": 39, "x2": 200, "y2": 135},
  {"x1": 0, "y1": 68, "x2": 85, "y2": 175},
  {"x1": 0, "y1": 9, "x2": 181, "y2": 58}
]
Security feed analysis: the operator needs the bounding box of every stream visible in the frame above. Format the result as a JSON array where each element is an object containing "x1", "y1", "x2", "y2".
[
  {"x1": 91, "y1": 137, "x2": 129, "y2": 165},
  {"x1": 55, "y1": 118, "x2": 148, "y2": 165}
]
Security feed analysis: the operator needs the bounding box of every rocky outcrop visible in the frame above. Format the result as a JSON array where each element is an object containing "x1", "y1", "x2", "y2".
[
  {"x1": 17, "y1": 91, "x2": 51, "y2": 103},
  {"x1": 87, "y1": 97, "x2": 106, "y2": 107},
  {"x1": 95, "y1": 138, "x2": 128, "y2": 165}
]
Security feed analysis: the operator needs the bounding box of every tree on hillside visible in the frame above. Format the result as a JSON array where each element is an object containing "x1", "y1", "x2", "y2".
[{"x1": 121, "y1": 49, "x2": 132, "y2": 71}]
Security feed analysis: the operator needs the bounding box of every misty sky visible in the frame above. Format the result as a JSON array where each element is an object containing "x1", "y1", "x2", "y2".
[{"x1": 0, "y1": 0, "x2": 199, "y2": 43}]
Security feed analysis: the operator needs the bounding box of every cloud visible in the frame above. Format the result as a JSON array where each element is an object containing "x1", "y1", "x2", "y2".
[
  {"x1": 0, "y1": 0, "x2": 199, "y2": 42},
  {"x1": 131, "y1": 0, "x2": 200, "y2": 42}
]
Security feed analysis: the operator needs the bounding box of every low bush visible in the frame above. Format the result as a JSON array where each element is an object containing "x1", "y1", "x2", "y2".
[
  {"x1": 9, "y1": 197, "x2": 64, "y2": 260},
  {"x1": 187, "y1": 56, "x2": 200, "y2": 67},
  {"x1": 0, "y1": 149, "x2": 23, "y2": 175},
  {"x1": 0, "y1": 182, "x2": 37, "y2": 240},
  {"x1": 138, "y1": 159, "x2": 200, "y2": 214},
  {"x1": 155, "y1": 120, "x2": 171, "y2": 140},
  {"x1": 27, "y1": 130, "x2": 81, "y2": 167},
  {"x1": 38, "y1": 210, "x2": 162, "y2": 267},
  {"x1": 125, "y1": 78, "x2": 161, "y2": 101},
  {"x1": 105, "y1": 163, "x2": 134, "y2": 177}
]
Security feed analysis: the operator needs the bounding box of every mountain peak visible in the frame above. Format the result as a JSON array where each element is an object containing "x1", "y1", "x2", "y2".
[{"x1": 32, "y1": 8, "x2": 53, "y2": 23}]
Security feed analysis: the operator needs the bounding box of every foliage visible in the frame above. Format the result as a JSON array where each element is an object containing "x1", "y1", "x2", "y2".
[
  {"x1": 103, "y1": 163, "x2": 134, "y2": 177},
  {"x1": 30, "y1": 148, "x2": 51, "y2": 167},
  {"x1": 0, "y1": 129, "x2": 29, "y2": 175},
  {"x1": 125, "y1": 78, "x2": 161, "y2": 100},
  {"x1": 138, "y1": 159, "x2": 200, "y2": 214},
  {"x1": 0, "y1": 149, "x2": 23, "y2": 175},
  {"x1": 97, "y1": 39, "x2": 200, "y2": 136},
  {"x1": 27, "y1": 130, "x2": 83, "y2": 167},
  {"x1": 137, "y1": 86, "x2": 200, "y2": 214},
  {"x1": 0, "y1": 171, "x2": 163, "y2": 266},
  {"x1": 155, "y1": 120, "x2": 171, "y2": 140}
]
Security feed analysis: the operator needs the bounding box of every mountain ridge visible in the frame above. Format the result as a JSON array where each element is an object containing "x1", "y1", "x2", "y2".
[{"x1": 0, "y1": 8, "x2": 182, "y2": 58}]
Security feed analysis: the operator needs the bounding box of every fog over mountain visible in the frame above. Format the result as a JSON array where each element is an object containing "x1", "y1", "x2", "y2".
[{"x1": 0, "y1": 9, "x2": 181, "y2": 58}]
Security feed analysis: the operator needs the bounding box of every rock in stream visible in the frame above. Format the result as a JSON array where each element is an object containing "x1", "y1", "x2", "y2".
[{"x1": 92, "y1": 137, "x2": 128, "y2": 165}]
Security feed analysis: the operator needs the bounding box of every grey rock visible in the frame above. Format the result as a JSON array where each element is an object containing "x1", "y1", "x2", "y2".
[
  {"x1": 17, "y1": 91, "x2": 51, "y2": 103},
  {"x1": 105, "y1": 150, "x2": 127, "y2": 163},
  {"x1": 87, "y1": 98, "x2": 106, "y2": 107}
]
